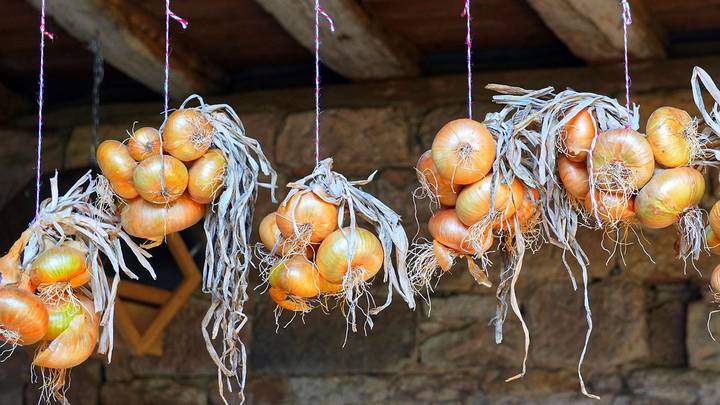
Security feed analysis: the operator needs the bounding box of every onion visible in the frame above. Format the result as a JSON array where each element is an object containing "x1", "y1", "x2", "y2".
[
  {"x1": 188, "y1": 149, "x2": 226, "y2": 204},
  {"x1": 33, "y1": 304, "x2": 98, "y2": 369},
  {"x1": 646, "y1": 107, "x2": 695, "y2": 168},
  {"x1": 591, "y1": 128, "x2": 655, "y2": 193},
  {"x1": 31, "y1": 246, "x2": 87, "y2": 288},
  {"x1": 432, "y1": 240, "x2": 456, "y2": 272},
  {"x1": 121, "y1": 194, "x2": 206, "y2": 240},
  {"x1": 96, "y1": 140, "x2": 138, "y2": 199},
  {"x1": 259, "y1": 213, "x2": 313, "y2": 258},
  {"x1": 710, "y1": 201, "x2": 720, "y2": 239},
  {"x1": 316, "y1": 227, "x2": 384, "y2": 284},
  {"x1": 0, "y1": 286, "x2": 48, "y2": 345},
  {"x1": 0, "y1": 230, "x2": 30, "y2": 287},
  {"x1": 163, "y1": 109, "x2": 213, "y2": 162},
  {"x1": 558, "y1": 155, "x2": 589, "y2": 200},
  {"x1": 499, "y1": 187, "x2": 540, "y2": 232},
  {"x1": 416, "y1": 150, "x2": 461, "y2": 206},
  {"x1": 43, "y1": 300, "x2": 82, "y2": 341},
  {"x1": 635, "y1": 167, "x2": 705, "y2": 229},
  {"x1": 428, "y1": 209, "x2": 475, "y2": 254},
  {"x1": 269, "y1": 287, "x2": 313, "y2": 312},
  {"x1": 455, "y1": 176, "x2": 524, "y2": 226},
  {"x1": 133, "y1": 155, "x2": 189, "y2": 204},
  {"x1": 276, "y1": 192, "x2": 338, "y2": 243},
  {"x1": 127, "y1": 127, "x2": 161, "y2": 161},
  {"x1": 431, "y1": 119, "x2": 495, "y2": 185},
  {"x1": 562, "y1": 108, "x2": 597, "y2": 162},
  {"x1": 705, "y1": 226, "x2": 720, "y2": 255},
  {"x1": 585, "y1": 191, "x2": 635, "y2": 223},
  {"x1": 712, "y1": 264, "x2": 720, "y2": 292},
  {"x1": 268, "y1": 255, "x2": 328, "y2": 298}
]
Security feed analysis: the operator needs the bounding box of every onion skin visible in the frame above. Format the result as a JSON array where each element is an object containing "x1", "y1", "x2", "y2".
[
  {"x1": 712, "y1": 264, "x2": 720, "y2": 292},
  {"x1": 635, "y1": 167, "x2": 705, "y2": 229},
  {"x1": 96, "y1": 140, "x2": 138, "y2": 199},
  {"x1": 646, "y1": 107, "x2": 693, "y2": 168},
  {"x1": 127, "y1": 127, "x2": 161, "y2": 161},
  {"x1": 499, "y1": 188, "x2": 539, "y2": 233},
  {"x1": 121, "y1": 194, "x2": 206, "y2": 240},
  {"x1": 431, "y1": 119, "x2": 495, "y2": 185},
  {"x1": 710, "y1": 201, "x2": 720, "y2": 239},
  {"x1": 269, "y1": 287, "x2": 313, "y2": 312},
  {"x1": 562, "y1": 108, "x2": 597, "y2": 162},
  {"x1": 416, "y1": 150, "x2": 461, "y2": 206},
  {"x1": 0, "y1": 287, "x2": 48, "y2": 345},
  {"x1": 133, "y1": 155, "x2": 189, "y2": 204},
  {"x1": 268, "y1": 256, "x2": 323, "y2": 298},
  {"x1": 0, "y1": 230, "x2": 30, "y2": 287},
  {"x1": 43, "y1": 301, "x2": 81, "y2": 341},
  {"x1": 455, "y1": 176, "x2": 524, "y2": 226},
  {"x1": 188, "y1": 149, "x2": 226, "y2": 204},
  {"x1": 316, "y1": 227, "x2": 384, "y2": 284},
  {"x1": 33, "y1": 308, "x2": 98, "y2": 369},
  {"x1": 428, "y1": 209, "x2": 475, "y2": 254},
  {"x1": 705, "y1": 226, "x2": 720, "y2": 255},
  {"x1": 432, "y1": 240, "x2": 456, "y2": 272},
  {"x1": 31, "y1": 246, "x2": 87, "y2": 287},
  {"x1": 276, "y1": 192, "x2": 338, "y2": 243},
  {"x1": 585, "y1": 191, "x2": 635, "y2": 222},
  {"x1": 558, "y1": 156, "x2": 589, "y2": 200},
  {"x1": 591, "y1": 128, "x2": 655, "y2": 190},
  {"x1": 163, "y1": 109, "x2": 213, "y2": 162}
]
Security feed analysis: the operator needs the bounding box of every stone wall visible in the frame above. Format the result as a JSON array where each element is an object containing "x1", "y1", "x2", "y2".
[{"x1": 4, "y1": 57, "x2": 720, "y2": 404}]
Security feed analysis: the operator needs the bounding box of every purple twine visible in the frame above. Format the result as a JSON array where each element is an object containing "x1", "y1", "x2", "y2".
[
  {"x1": 461, "y1": 0, "x2": 472, "y2": 119},
  {"x1": 314, "y1": 0, "x2": 335, "y2": 167},
  {"x1": 35, "y1": 0, "x2": 54, "y2": 219},
  {"x1": 621, "y1": 0, "x2": 632, "y2": 126}
]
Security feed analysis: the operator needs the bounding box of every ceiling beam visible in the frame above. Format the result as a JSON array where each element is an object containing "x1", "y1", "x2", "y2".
[
  {"x1": 527, "y1": 0, "x2": 666, "y2": 63},
  {"x1": 27, "y1": 0, "x2": 226, "y2": 98},
  {"x1": 255, "y1": 0, "x2": 420, "y2": 80}
]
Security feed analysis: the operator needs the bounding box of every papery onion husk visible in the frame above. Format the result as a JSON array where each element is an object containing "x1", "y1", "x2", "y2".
[
  {"x1": 0, "y1": 230, "x2": 30, "y2": 287},
  {"x1": 133, "y1": 155, "x2": 189, "y2": 204},
  {"x1": 591, "y1": 128, "x2": 655, "y2": 194},
  {"x1": 96, "y1": 140, "x2": 138, "y2": 199},
  {"x1": 127, "y1": 127, "x2": 161, "y2": 162},
  {"x1": 432, "y1": 240, "x2": 457, "y2": 272},
  {"x1": 163, "y1": 108, "x2": 213, "y2": 162},
  {"x1": 431, "y1": 119, "x2": 495, "y2": 185},
  {"x1": 276, "y1": 191, "x2": 338, "y2": 244},
  {"x1": 315, "y1": 227, "x2": 384, "y2": 285},
  {"x1": 416, "y1": 150, "x2": 461, "y2": 206},
  {"x1": 706, "y1": 226, "x2": 720, "y2": 255},
  {"x1": 30, "y1": 246, "x2": 87, "y2": 288},
  {"x1": 584, "y1": 191, "x2": 635, "y2": 223},
  {"x1": 646, "y1": 107, "x2": 695, "y2": 168},
  {"x1": 269, "y1": 287, "x2": 313, "y2": 312},
  {"x1": 43, "y1": 300, "x2": 82, "y2": 341},
  {"x1": 188, "y1": 149, "x2": 226, "y2": 204},
  {"x1": 561, "y1": 108, "x2": 597, "y2": 162},
  {"x1": 0, "y1": 286, "x2": 48, "y2": 345},
  {"x1": 33, "y1": 308, "x2": 98, "y2": 369},
  {"x1": 635, "y1": 167, "x2": 705, "y2": 229},
  {"x1": 455, "y1": 176, "x2": 524, "y2": 227},
  {"x1": 121, "y1": 194, "x2": 206, "y2": 241},
  {"x1": 558, "y1": 155, "x2": 590, "y2": 200}
]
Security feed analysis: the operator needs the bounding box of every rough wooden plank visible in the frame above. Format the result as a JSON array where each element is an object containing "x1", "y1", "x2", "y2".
[
  {"x1": 255, "y1": 0, "x2": 419, "y2": 79},
  {"x1": 527, "y1": 0, "x2": 666, "y2": 62},
  {"x1": 26, "y1": 0, "x2": 226, "y2": 97}
]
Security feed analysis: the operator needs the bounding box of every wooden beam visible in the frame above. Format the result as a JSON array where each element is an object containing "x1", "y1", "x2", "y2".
[
  {"x1": 255, "y1": 0, "x2": 420, "y2": 80},
  {"x1": 27, "y1": 0, "x2": 226, "y2": 97},
  {"x1": 527, "y1": 0, "x2": 666, "y2": 63}
]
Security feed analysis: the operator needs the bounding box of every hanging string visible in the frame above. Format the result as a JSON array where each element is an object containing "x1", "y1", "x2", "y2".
[
  {"x1": 314, "y1": 0, "x2": 335, "y2": 167},
  {"x1": 35, "y1": 0, "x2": 54, "y2": 220},
  {"x1": 621, "y1": 0, "x2": 632, "y2": 126},
  {"x1": 90, "y1": 37, "x2": 104, "y2": 166},
  {"x1": 461, "y1": 0, "x2": 472, "y2": 119}
]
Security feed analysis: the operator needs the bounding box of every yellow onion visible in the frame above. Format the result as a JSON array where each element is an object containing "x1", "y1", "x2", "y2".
[
  {"x1": 43, "y1": 300, "x2": 82, "y2": 341},
  {"x1": 269, "y1": 287, "x2": 313, "y2": 312},
  {"x1": 498, "y1": 188, "x2": 539, "y2": 233},
  {"x1": 188, "y1": 149, "x2": 226, "y2": 204},
  {"x1": 646, "y1": 107, "x2": 694, "y2": 168},
  {"x1": 268, "y1": 255, "x2": 337, "y2": 298},
  {"x1": 635, "y1": 167, "x2": 705, "y2": 229},
  {"x1": 121, "y1": 194, "x2": 206, "y2": 240},
  {"x1": 0, "y1": 286, "x2": 48, "y2": 345},
  {"x1": 591, "y1": 128, "x2": 655, "y2": 192},
  {"x1": 455, "y1": 176, "x2": 525, "y2": 226},
  {"x1": 712, "y1": 264, "x2": 720, "y2": 292},
  {"x1": 416, "y1": 150, "x2": 461, "y2": 206},
  {"x1": 585, "y1": 191, "x2": 635, "y2": 223},
  {"x1": 432, "y1": 240, "x2": 456, "y2": 272},
  {"x1": 163, "y1": 109, "x2": 213, "y2": 162},
  {"x1": 127, "y1": 127, "x2": 161, "y2": 161},
  {"x1": 429, "y1": 209, "x2": 476, "y2": 254},
  {"x1": 133, "y1": 155, "x2": 189, "y2": 204},
  {"x1": 259, "y1": 213, "x2": 314, "y2": 258},
  {"x1": 276, "y1": 192, "x2": 338, "y2": 243},
  {"x1": 431, "y1": 119, "x2": 495, "y2": 185},
  {"x1": 710, "y1": 201, "x2": 720, "y2": 239},
  {"x1": 558, "y1": 155, "x2": 589, "y2": 200},
  {"x1": 0, "y1": 230, "x2": 30, "y2": 287},
  {"x1": 316, "y1": 227, "x2": 383, "y2": 285},
  {"x1": 705, "y1": 226, "x2": 720, "y2": 255},
  {"x1": 562, "y1": 108, "x2": 597, "y2": 162},
  {"x1": 31, "y1": 246, "x2": 87, "y2": 288},
  {"x1": 96, "y1": 140, "x2": 138, "y2": 199},
  {"x1": 33, "y1": 299, "x2": 98, "y2": 369}
]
